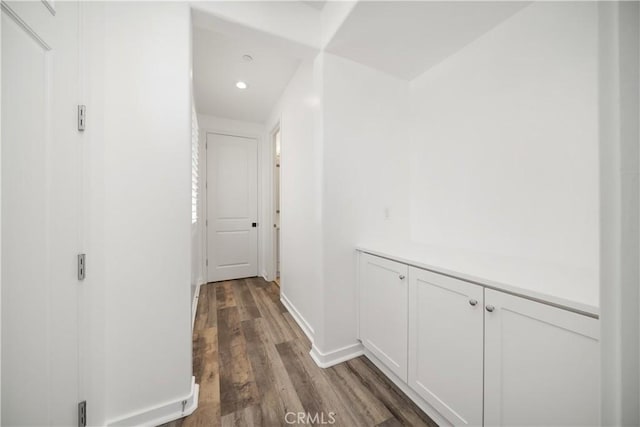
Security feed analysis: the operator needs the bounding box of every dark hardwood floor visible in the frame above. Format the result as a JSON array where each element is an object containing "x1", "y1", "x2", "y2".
[{"x1": 160, "y1": 277, "x2": 436, "y2": 427}]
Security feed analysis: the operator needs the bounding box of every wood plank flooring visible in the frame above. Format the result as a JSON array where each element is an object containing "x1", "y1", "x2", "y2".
[{"x1": 160, "y1": 277, "x2": 436, "y2": 427}]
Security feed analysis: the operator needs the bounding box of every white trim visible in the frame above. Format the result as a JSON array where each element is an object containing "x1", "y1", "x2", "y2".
[
  {"x1": 362, "y1": 349, "x2": 452, "y2": 426},
  {"x1": 356, "y1": 250, "x2": 361, "y2": 340},
  {"x1": 269, "y1": 121, "x2": 282, "y2": 283},
  {"x1": 106, "y1": 376, "x2": 199, "y2": 427},
  {"x1": 191, "y1": 283, "x2": 202, "y2": 330},
  {"x1": 309, "y1": 342, "x2": 363, "y2": 369},
  {"x1": 40, "y1": 0, "x2": 55, "y2": 16},
  {"x1": 1, "y1": 1, "x2": 51, "y2": 50},
  {"x1": 280, "y1": 292, "x2": 314, "y2": 342}
]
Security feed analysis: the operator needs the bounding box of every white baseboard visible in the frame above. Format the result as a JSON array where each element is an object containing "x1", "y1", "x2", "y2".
[
  {"x1": 362, "y1": 349, "x2": 452, "y2": 427},
  {"x1": 107, "y1": 376, "x2": 199, "y2": 427},
  {"x1": 280, "y1": 292, "x2": 315, "y2": 342},
  {"x1": 191, "y1": 283, "x2": 202, "y2": 330},
  {"x1": 309, "y1": 342, "x2": 364, "y2": 368}
]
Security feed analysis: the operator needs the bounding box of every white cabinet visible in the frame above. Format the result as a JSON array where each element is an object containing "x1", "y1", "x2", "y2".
[
  {"x1": 359, "y1": 253, "x2": 409, "y2": 381},
  {"x1": 356, "y1": 251, "x2": 600, "y2": 427},
  {"x1": 408, "y1": 267, "x2": 484, "y2": 426},
  {"x1": 483, "y1": 289, "x2": 600, "y2": 426}
]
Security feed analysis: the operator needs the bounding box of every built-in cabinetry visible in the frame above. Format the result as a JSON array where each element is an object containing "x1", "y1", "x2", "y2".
[{"x1": 358, "y1": 252, "x2": 600, "y2": 427}]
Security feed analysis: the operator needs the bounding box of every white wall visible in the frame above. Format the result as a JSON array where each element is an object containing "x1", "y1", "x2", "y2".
[
  {"x1": 312, "y1": 2, "x2": 601, "y2": 356},
  {"x1": 191, "y1": 102, "x2": 204, "y2": 309},
  {"x1": 408, "y1": 2, "x2": 599, "y2": 307},
  {"x1": 85, "y1": 2, "x2": 193, "y2": 424},
  {"x1": 190, "y1": 24, "x2": 202, "y2": 307},
  {"x1": 265, "y1": 61, "x2": 323, "y2": 340},
  {"x1": 83, "y1": 4, "x2": 107, "y2": 422},
  {"x1": 1, "y1": 6, "x2": 3, "y2": 423},
  {"x1": 319, "y1": 53, "x2": 410, "y2": 353},
  {"x1": 599, "y1": 1, "x2": 640, "y2": 425},
  {"x1": 198, "y1": 115, "x2": 265, "y2": 137}
]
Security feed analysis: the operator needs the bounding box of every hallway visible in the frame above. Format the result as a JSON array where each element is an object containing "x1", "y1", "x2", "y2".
[{"x1": 163, "y1": 278, "x2": 436, "y2": 426}]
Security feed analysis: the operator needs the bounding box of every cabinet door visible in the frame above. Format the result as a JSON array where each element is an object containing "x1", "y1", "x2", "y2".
[
  {"x1": 484, "y1": 289, "x2": 600, "y2": 426},
  {"x1": 359, "y1": 253, "x2": 409, "y2": 381},
  {"x1": 408, "y1": 267, "x2": 484, "y2": 426}
]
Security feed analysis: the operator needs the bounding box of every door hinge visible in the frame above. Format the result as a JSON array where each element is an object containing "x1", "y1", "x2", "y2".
[
  {"x1": 206, "y1": 259, "x2": 209, "y2": 266},
  {"x1": 78, "y1": 105, "x2": 86, "y2": 131},
  {"x1": 77, "y1": 254, "x2": 86, "y2": 280},
  {"x1": 78, "y1": 401, "x2": 87, "y2": 427}
]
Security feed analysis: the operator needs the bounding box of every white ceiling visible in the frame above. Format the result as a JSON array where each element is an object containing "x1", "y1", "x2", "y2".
[
  {"x1": 192, "y1": 1, "x2": 532, "y2": 121},
  {"x1": 301, "y1": 1, "x2": 327, "y2": 11},
  {"x1": 192, "y1": 2, "x2": 323, "y2": 50},
  {"x1": 193, "y1": 26, "x2": 302, "y2": 123},
  {"x1": 325, "y1": 1, "x2": 531, "y2": 81}
]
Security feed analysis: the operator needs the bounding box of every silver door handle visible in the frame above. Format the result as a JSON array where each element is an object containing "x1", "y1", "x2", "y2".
[
  {"x1": 486, "y1": 305, "x2": 495, "y2": 312},
  {"x1": 469, "y1": 299, "x2": 478, "y2": 306},
  {"x1": 399, "y1": 274, "x2": 405, "y2": 280}
]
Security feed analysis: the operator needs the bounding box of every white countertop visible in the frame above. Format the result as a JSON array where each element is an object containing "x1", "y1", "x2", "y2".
[{"x1": 356, "y1": 242, "x2": 599, "y2": 317}]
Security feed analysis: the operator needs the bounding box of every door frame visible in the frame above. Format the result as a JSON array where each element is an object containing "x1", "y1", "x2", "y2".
[
  {"x1": 269, "y1": 121, "x2": 281, "y2": 284},
  {"x1": 202, "y1": 128, "x2": 263, "y2": 283}
]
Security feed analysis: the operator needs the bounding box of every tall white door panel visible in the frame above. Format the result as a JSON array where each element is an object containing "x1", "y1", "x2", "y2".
[
  {"x1": 206, "y1": 133, "x2": 258, "y2": 282},
  {"x1": 484, "y1": 289, "x2": 600, "y2": 426},
  {"x1": 2, "y1": 1, "x2": 82, "y2": 425},
  {"x1": 408, "y1": 267, "x2": 484, "y2": 426},
  {"x1": 359, "y1": 253, "x2": 408, "y2": 381}
]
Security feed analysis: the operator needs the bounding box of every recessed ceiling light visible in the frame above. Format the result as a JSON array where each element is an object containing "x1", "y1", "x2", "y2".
[
  {"x1": 242, "y1": 54, "x2": 253, "y2": 62},
  {"x1": 236, "y1": 81, "x2": 248, "y2": 89}
]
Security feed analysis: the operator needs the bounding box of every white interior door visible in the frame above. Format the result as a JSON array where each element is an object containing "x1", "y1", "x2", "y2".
[
  {"x1": 206, "y1": 133, "x2": 258, "y2": 282},
  {"x1": 2, "y1": 1, "x2": 82, "y2": 425}
]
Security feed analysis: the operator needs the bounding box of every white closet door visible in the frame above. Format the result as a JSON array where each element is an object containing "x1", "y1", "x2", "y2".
[
  {"x1": 484, "y1": 289, "x2": 600, "y2": 426},
  {"x1": 408, "y1": 267, "x2": 484, "y2": 426},
  {"x1": 2, "y1": 1, "x2": 82, "y2": 425},
  {"x1": 206, "y1": 133, "x2": 258, "y2": 282}
]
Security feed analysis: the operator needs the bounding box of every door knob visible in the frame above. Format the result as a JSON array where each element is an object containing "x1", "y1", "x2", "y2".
[
  {"x1": 469, "y1": 299, "x2": 478, "y2": 306},
  {"x1": 399, "y1": 274, "x2": 405, "y2": 280},
  {"x1": 486, "y1": 305, "x2": 495, "y2": 312}
]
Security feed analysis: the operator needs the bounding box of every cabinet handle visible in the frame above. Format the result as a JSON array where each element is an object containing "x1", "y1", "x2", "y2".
[
  {"x1": 486, "y1": 305, "x2": 495, "y2": 312},
  {"x1": 399, "y1": 274, "x2": 405, "y2": 280},
  {"x1": 469, "y1": 299, "x2": 478, "y2": 306}
]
